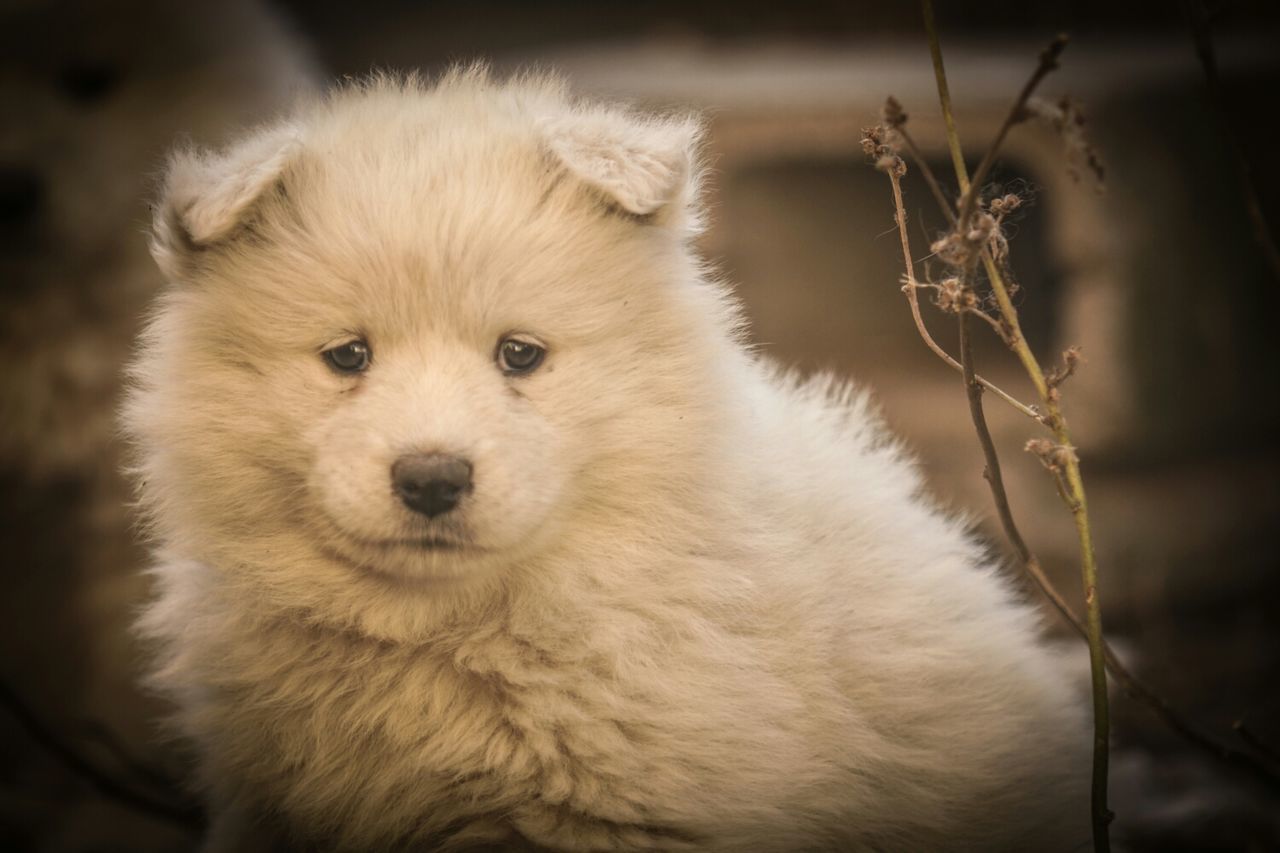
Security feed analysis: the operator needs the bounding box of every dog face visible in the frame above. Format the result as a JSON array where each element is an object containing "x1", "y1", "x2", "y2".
[{"x1": 127, "y1": 72, "x2": 740, "y2": 634}]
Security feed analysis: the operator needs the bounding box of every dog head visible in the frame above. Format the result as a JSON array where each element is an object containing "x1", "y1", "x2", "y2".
[{"x1": 127, "y1": 70, "x2": 743, "y2": 638}]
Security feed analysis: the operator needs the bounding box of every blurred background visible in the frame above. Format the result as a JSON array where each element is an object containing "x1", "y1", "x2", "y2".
[{"x1": 2, "y1": 1, "x2": 1278, "y2": 850}]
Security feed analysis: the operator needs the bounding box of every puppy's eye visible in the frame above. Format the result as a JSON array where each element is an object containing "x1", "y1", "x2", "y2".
[
  {"x1": 497, "y1": 337, "x2": 545, "y2": 375},
  {"x1": 323, "y1": 340, "x2": 371, "y2": 374}
]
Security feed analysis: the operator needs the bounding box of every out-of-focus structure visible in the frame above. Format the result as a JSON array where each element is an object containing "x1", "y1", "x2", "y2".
[{"x1": 1, "y1": 1, "x2": 317, "y2": 849}]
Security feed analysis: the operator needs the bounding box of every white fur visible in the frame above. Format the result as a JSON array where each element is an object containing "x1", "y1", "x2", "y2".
[
  {"x1": 161, "y1": 124, "x2": 302, "y2": 253},
  {"x1": 125, "y1": 70, "x2": 1089, "y2": 852},
  {"x1": 541, "y1": 110, "x2": 700, "y2": 218}
]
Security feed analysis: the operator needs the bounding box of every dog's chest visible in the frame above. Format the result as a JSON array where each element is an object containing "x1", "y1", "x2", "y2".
[{"x1": 212, "y1": 624, "x2": 674, "y2": 845}]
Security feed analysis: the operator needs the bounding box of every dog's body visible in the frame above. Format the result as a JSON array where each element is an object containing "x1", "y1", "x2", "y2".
[{"x1": 127, "y1": 72, "x2": 1088, "y2": 851}]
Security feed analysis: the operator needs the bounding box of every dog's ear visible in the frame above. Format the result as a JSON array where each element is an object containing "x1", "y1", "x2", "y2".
[
  {"x1": 542, "y1": 108, "x2": 703, "y2": 230},
  {"x1": 151, "y1": 124, "x2": 301, "y2": 277}
]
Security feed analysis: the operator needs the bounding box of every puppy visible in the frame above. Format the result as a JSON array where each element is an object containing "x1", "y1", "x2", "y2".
[{"x1": 125, "y1": 69, "x2": 1089, "y2": 852}]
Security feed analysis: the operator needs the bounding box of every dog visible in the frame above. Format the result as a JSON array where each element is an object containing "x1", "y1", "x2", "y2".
[{"x1": 125, "y1": 69, "x2": 1089, "y2": 852}]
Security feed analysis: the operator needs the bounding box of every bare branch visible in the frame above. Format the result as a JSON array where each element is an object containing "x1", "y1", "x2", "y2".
[
  {"x1": 867, "y1": 141, "x2": 1043, "y2": 422},
  {"x1": 916, "y1": 1, "x2": 1280, "y2": 824},
  {"x1": 964, "y1": 306, "x2": 1011, "y2": 342},
  {"x1": 1024, "y1": 96, "x2": 1106, "y2": 189},
  {"x1": 956, "y1": 33, "x2": 1070, "y2": 231},
  {"x1": 1046, "y1": 346, "x2": 1083, "y2": 390},
  {"x1": 920, "y1": 4, "x2": 1113, "y2": 847},
  {"x1": 955, "y1": 323, "x2": 1280, "y2": 793},
  {"x1": 882, "y1": 102, "x2": 959, "y2": 226}
]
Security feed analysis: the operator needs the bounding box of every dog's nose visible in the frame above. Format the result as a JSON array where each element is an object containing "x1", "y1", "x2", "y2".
[
  {"x1": 391, "y1": 453, "x2": 473, "y2": 518},
  {"x1": 0, "y1": 165, "x2": 45, "y2": 226}
]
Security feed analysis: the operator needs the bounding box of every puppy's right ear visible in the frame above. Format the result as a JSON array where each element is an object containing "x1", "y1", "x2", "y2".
[{"x1": 151, "y1": 124, "x2": 301, "y2": 278}]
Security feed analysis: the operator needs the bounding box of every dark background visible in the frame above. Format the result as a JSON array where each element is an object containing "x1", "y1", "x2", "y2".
[{"x1": 2, "y1": 1, "x2": 1279, "y2": 850}]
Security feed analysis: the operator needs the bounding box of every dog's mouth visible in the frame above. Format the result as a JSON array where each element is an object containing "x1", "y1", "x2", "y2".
[
  {"x1": 379, "y1": 523, "x2": 478, "y2": 552},
  {"x1": 395, "y1": 536, "x2": 468, "y2": 552},
  {"x1": 320, "y1": 518, "x2": 479, "y2": 556},
  {"x1": 313, "y1": 523, "x2": 489, "y2": 584}
]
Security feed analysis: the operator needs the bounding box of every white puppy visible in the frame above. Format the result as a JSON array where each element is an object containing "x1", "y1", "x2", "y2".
[{"x1": 125, "y1": 69, "x2": 1088, "y2": 852}]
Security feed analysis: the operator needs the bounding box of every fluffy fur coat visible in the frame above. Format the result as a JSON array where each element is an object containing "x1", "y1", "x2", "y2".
[{"x1": 125, "y1": 70, "x2": 1088, "y2": 851}]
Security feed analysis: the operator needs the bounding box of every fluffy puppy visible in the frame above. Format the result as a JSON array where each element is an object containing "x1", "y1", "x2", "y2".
[{"x1": 125, "y1": 69, "x2": 1088, "y2": 852}]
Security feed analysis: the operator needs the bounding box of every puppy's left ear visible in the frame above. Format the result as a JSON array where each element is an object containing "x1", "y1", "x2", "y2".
[{"x1": 542, "y1": 108, "x2": 704, "y2": 232}]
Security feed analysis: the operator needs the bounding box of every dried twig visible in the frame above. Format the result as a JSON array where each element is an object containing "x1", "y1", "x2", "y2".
[
  {"x1": 963, "y1": 305, "x2": 1010, "y2": 341},
  {"x1": 864, "y1": 130, "x2": 1042, "y2": 422},
  {"x1": 955, "y1": 34, "x2": 1070, "y2": 232},
  {"x1": 921, "y1": 0, "x2": 967, "y2": 198},
  {"x1": 918, "y1": 4, "x2": 1113, "y2": 848},
  {"x1": 881, "y1": 7, "x2": 1280, "y2": 843},
  {"x1": 877, "y1": 127, "x2": 1280, "y2": 817},
  {"x1": 957, "y1": 304, "x2": 1280, "y2": 794},
  {"x1": 882, "y1": 99, "x2": 958, "y2": 226},
  {"x1": 1024, "y1": 96, "x2": 1106, "y2": 189}
]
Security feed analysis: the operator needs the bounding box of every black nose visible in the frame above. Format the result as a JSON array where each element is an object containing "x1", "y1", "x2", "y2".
[
  {"x1": 0, "y1": 166, "x2": 45, "y2": 225},
  {"x1": 391, "y1": 453, "x2": 473, "y2": 518}
]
